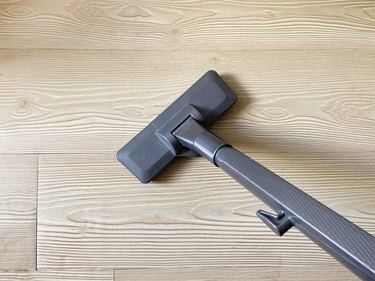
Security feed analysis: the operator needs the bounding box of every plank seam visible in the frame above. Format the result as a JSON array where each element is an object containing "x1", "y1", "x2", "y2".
[{"x1": 36, "y1": 154, "x2": 40, "y2": 271}]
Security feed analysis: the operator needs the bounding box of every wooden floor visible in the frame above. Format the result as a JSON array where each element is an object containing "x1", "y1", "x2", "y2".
[{"x1": 1, "y1": 1, "x2": 375, "y2": 280}]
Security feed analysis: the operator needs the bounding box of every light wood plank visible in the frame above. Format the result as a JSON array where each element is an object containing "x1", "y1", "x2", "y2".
[
  {"x1": 0, "y1": 270, "x2": 113, "y2": 281},
  {"x1": 1, "y1": 1, "x2": 375, "y2": 50},
  {"x1": 0, "y1": 155, "x2": 37, "y2": 270},
  {"x1": 37, "y1": 152, "x2": 374, "y2": 269},
  {"x1": 2, "y1": 1, "x2": 374, "y2": 279},
  {"x1": 0, "y1": 49, "x2": 374, "y2": 154},
  {"x1": 115, "y1": 265, "x2": 358, "y2": 281}
]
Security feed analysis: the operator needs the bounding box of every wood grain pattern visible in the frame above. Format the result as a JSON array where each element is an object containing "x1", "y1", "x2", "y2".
[
  {"x1": 0, "y1": 49, "x2": 374, "y2": 154},
  {"x1": 37, "y1": 152, "x2": 374, "y2": 270},
  {"x1": 0, "y1": 270, "x2": 112, "y2": 281},
  {"x1": 1, "y1": 1, "x2": 375, "y2": 50},
  {"x1": 0, "y1": 155, "x2": 37, "y2": 270},
  {"x1": 1, "y1": 1, "x2": 375, "y2": 280},
  {"x1": 115, "y1": 265, "x2": 358, "y2": 281}
]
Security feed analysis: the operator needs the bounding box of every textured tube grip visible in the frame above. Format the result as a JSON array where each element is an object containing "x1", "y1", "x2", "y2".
[{"x1": 215, "y1": 146, "x2": 375, "y2": 281}]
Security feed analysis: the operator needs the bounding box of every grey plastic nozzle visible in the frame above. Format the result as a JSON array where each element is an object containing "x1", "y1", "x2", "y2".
[
  {"x1": 117, "y1": 70, "x2": 375, "y2": 280},
  {"x1": 173, "y1": 117, "x2": 229, "y2": 165},
  {"x1": 117, "y1": 71, "x2": 237, "y2": 183}
]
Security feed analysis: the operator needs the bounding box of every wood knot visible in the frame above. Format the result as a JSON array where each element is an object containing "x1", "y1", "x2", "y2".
[
  {"x1": 167, "y1": 27, "x2": 182, "y2": 37},
  {"x1": 115, "y1": 105, "x2": 151, "y2": 119},
  {"x1": 208, "y1": 57, "x2": 218, "y2": 64},
  {"x1": 264, "y1": 10, "x2": 276, "y2": 18},
  {"x1": 12, "y1": 97, "x2": 33, "y2": 117},
  {"x1": 259, "y1": 107, "x2": 289, "y2": 120},
  {"x1": 4, "y1": 6, "x2": 33, "y2": 17}
]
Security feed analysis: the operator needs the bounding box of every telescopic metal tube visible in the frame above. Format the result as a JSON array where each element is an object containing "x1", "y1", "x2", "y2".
[
  {"x1": 173, "y1": 117, "x2": 375, "y2": 281},
  {"x1": 215, "y1": 146, "x2": 375, "y2": 281}
]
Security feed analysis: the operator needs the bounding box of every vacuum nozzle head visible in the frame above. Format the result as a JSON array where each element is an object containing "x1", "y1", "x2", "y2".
[{"x1": 117, "y1": 70, "x2": 237, "y2": 183}]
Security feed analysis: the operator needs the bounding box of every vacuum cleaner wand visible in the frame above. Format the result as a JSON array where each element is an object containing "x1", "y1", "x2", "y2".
[{"x1": 117, "y1": 71, "x2": 375, "y2": 280}]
